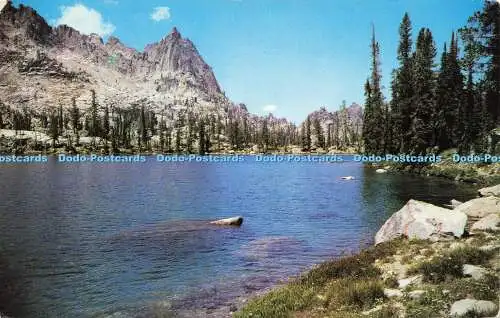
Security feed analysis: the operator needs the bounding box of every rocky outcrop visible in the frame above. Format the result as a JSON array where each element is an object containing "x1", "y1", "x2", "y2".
[
  {"x1": 455, "y1": 196, "x2": 500, "y2": 218},
  {"x1": 375, "y1": 200, "x2": 468, "y2": 244},
  {"x1": 383, "y1": 288, "x2": 403, "y2": 298},
  {"x1": 462, "y1": 264, "x2": 488, "y2": 280},
  {"x1": 471, "y1": 213, "x2": 500, "y2": 231},
  {"x1": 397, "y1": 275, "x2": 423, "y2": 289},
  {"x1": 479, "y1": 184, "x2": 500, "y2": 197},
  {"x1": 449, "y1": 299, "x2": 498, "y2": 317}
]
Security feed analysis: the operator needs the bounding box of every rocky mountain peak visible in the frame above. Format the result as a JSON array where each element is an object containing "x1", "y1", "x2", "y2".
[
  {"x1": 0, "y1": 2, "x2": 225, "y2": 115},
  {"x1": 0, "y1": 0, "x2": 52, "y2": 44},
  {"x1": 169, "y1": 27, "x2": 181, "y2": 39}
]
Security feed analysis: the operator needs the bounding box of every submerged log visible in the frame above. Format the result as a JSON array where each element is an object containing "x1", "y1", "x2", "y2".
[
  {"x1": 340, "y1": 176, "x2": 355, "y2": 180},
  {"x1": 209, "y1": 216, "x2": 244, "y2": 226}
]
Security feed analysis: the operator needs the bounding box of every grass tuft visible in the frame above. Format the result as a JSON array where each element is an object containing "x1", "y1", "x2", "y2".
[{"x1": 409, "y1": 246, "x2": 494, "y2": 283}]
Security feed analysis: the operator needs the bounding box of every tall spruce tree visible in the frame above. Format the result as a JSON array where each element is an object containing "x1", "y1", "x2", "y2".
[
  {"x1": 435, "y1": 42, "x2": 450, "y2": 149},
  {"x1": 302, "y1": 116, "x2": 311, "y2": 151},
  {"x1": 460, "y1": 1, "x2": 500, "y2": 140},
  {"x1": 410, "y1": 28, "x2": 436, "y2": 154},
  {"x1": 392, "y1": 13, "x2": 414, "y2": 153},
  {"x1": 435, "y1": 32, "x2": 464, "y2": 150},
  {"x1": 90, "y1": 89, "x2": 98, "y2": 138},
  {"x1": 448, "y1": 33, "x2": 465, "y2": 146},
  {"x1": 198, "y1": 119, "x2": 206, "y2": 154},
  {"x1": 362, "y1": 79, "x2": 373, "y2": 152},
  {"x1": 362, "y1": 26, "x2": 385, "y2": 155},
  {"x1": 103, "y1": 106, "x2": 110, "y2": 140},
  {"x1": 313, "y1": 117, "x2": 325, "y2": 149}
]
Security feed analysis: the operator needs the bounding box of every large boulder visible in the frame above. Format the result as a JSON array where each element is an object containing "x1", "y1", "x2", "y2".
[
  {"x1": 209, "y1": 216, "x2": 243, "y2": 226},
  {"x1": 450, "y1": 299, "x2": 498, "y2": 317},
  {"x1": 471, "y1": 213, "x2": 500, "y2": 231},
  {"x1": 478, "y1": 184, "x2": 500, "y2": 197},
  {"x1": 455, "y1": 196, "x2": 500, "y2": 218},
  {"x1": 375, "y1": 200, "x2": 468, "y2": 245},
  {"x1": 462, "y1": 264, "x2": 487, "y2": 280}
]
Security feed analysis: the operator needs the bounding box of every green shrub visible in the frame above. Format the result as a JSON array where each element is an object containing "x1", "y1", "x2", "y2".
[
  {"x1": 384, "y1": 275, "x2": 399, "y2": 288},
  {"x1": 447, "y1": 275, "x2": 500, "y2": 301},
  {"x1": 339, "y1": 280, "x2": 385, "y2": 310},
  {"x1": 410, "y1": 247, "x2": 494, "y2": 283},
  {"x1": 406, "y1": 288, "x2": 448, "y2": 318},
  {"x1": 234, "y1": 283, "x2": 316, "y2": 318},
  {"x1": 369, "y1": 304, "x2": 400, "y2": 318}
]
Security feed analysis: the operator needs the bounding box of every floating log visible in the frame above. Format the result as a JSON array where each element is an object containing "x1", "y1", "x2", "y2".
[{"x1": 209, "y1": 216, "x2": 244, "y2": 226}]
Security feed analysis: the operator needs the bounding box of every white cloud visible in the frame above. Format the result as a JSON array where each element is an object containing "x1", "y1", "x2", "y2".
[
  {"x1": 55, "y1": 4, "x2": 115, "y2": 37},
  {"x1": 263, "y1": 104, "x2": 277, "y2": 113},
  {"x1": 150, "y1": 6, "x2": 171, "y2": 22}
]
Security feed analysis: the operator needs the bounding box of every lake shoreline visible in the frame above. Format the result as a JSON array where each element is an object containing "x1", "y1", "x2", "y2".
[
  {"x1": 234, "y1": 185, "x2": 500, "y2": 318},
  {"x1": 373, "y1": 160, "x2": 500, "y2": 187}
]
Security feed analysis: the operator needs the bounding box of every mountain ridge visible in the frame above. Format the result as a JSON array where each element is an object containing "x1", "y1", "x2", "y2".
[{"x1": 0, "y1": 0, "x2": 222, "y2": 111}]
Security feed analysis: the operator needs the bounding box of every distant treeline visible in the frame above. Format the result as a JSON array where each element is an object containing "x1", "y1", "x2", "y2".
[
  {"x1": 0, "y1": 92, "x2": 300, "y2": 153},
  {"x1": 0, "y1": 95, "x2": 361, "y2": 155},
  {"x1": 363, "y1": 1, "x2": 500, "y2": 155}
]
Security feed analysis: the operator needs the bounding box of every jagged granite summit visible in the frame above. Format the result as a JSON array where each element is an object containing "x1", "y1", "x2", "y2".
[{"x1": 0, "y1": 1, "x2": 223, "y2": 113}]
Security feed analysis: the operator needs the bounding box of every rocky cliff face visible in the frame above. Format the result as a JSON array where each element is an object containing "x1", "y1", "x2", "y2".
[{"x1": 0, "y1": 1, "x2": 222, "y2": 114}]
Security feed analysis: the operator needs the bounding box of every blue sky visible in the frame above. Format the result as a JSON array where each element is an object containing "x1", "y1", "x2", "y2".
[{"x1": 10, "y1": 0, "x2": 485, "y2": 123}]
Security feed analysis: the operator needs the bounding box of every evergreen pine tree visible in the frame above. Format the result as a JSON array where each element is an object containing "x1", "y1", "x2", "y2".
[
  {"x1": 410, "y1": 28, "x2": 436, "y2": 154},
  {"x1": 103, "y1": 106, "x2": 110, "y2": 140},
  {"x1": 302, "y1": 116, "x2": 312, "y2": 151},
  {"x1": 198, "y1": 119, "x2": 206, "y2": 154},
  {"x1": 392, "y1": 13, "x2": 414, "y2": 153},
  {"x1": 58, "y1": 104, "x2": 63, "y2": 133},
  {"x1": 313, "y1": 118, "x2": 325, "y2": 149},
  {"x1": 49, "y1": 111, "x2": 59, "y2": 148},
  {"x1": 90, "y1": 90, "x2": 98, "y2": 138},
  {"x1": 362, "y1": 26, "x2": 385, "y2": 155}
]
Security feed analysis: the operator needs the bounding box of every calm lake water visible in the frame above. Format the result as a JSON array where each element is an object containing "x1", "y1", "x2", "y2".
[{"x1": 0, "y1": 156, "x2": 478, "y2": 317}]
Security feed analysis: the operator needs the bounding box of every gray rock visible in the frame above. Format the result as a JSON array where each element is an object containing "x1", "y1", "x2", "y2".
[
  {"x1": 462, "y1": 264, "x2": 487, "y2": 280},
  {"x1": 471, "y1": 214, "x2": 500, "y2": 231},
  {"x1": 479, "y1": 245, "x2": 499, "y2": 252},
  {"x1": 209, "y1": 216, "x2": 243, "y2": 226},
  {"x1": 408, "y1": 290, "x2": 426, "y2": 300},
  {"x1": 455, "y1": 197, "x2": 500, "y2": 218},
  {"x1": 384, "y1": 288, "x2": 403, "y2": 298},
  {"x1": 375, "y1": 200, "x2": 468, "y2": 244},
  {"x1": 376, "y1": 168, "x2": 387, "y2": 173},
  {"x1": 398, "y1": 275, "x2": 423, "y2": 289},
  {"x1": 450, "y1": 299, "x2": 498, "y2": 317},
  {"x1": 478, "y1": 184, "x2": 500, "y2": 197},
  {"x1": 451, "y1": 199, "x2": 464, "y2": 208}
]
